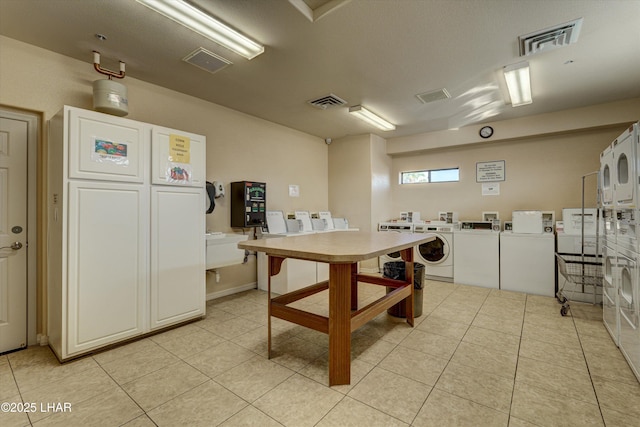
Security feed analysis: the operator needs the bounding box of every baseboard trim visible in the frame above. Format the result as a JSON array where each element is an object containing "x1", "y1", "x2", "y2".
[{"x1": 207, "y1": 282, "x2": 258, "y2": 301}]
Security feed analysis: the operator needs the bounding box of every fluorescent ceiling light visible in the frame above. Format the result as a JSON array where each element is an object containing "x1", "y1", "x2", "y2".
[
  {"x1": 348, "y1": 105, "x2": 396, "y2": 131},
  {"x1": 503, "y1": 61, "x2": 532, "y2": 107},
  {"x1": 136, "y1": 0, "x2": 264, "y2": 59}
]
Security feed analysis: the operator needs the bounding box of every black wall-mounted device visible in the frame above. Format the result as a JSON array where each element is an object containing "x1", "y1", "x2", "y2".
[{"x1": 230, "y1": 181, "x2": 266, "y2": 228}]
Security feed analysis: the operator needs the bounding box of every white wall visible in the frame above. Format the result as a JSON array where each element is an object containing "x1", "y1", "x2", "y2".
[{"x1": 328, "y1": 134, "x2": 372, "y2": 229}]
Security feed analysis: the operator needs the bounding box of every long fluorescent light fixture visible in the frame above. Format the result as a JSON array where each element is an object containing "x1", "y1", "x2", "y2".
[
  {"x1": 503, "y1": 61, "x2": 532, "y2": 106},
  {"x1": 136, "y1": 0, "x2": 264, "y2": 59},
  {"x1": 348, "y1": 105, "x2": 396, "y2": 131}
]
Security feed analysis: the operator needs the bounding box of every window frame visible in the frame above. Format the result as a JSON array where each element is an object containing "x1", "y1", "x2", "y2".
[{"x1": 400, "y1": 167, "x2": 460, "y2": 184}]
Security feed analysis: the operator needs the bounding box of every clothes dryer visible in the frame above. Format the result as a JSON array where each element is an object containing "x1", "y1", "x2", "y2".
[
  {"x1": 617, "y1": 245, "x2": 640, "y2": 381},
  {"x1": 612, "y1": 123, "x2": 639, "y2": 209},
  {"x1": 600, "y1": 143, "x2": 614, "y2": 207},
  {"x1": 453, "y1": 222, "x2": 500, "y2": 289},
  {"x1": 603, "y1": 241, "x2": 620, "y2": 345},
  {"x1": 378, "y1": 222, "x2": 414, "y2": 270},
  {"x1": 414, "y1": 223, "x2": 454, "y2": 282}
]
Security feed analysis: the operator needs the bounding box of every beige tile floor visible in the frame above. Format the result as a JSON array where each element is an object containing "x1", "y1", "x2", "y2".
[{"x1": 2, "y1": 281, "x2": 639, "y2": 427}]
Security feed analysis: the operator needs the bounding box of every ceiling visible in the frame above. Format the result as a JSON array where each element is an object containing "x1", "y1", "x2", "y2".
[{"x1": 1, "y1": 0, "x2": 639, "y2": 139}]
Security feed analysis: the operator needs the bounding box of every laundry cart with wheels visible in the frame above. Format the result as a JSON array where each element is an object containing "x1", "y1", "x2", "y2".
[{"x1": 556, "y1": 253, "x2": 603, "y2": 316}]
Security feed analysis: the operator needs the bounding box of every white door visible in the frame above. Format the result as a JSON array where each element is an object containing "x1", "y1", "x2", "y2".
[{"x1": 0, "y1": 117, "x2": 28, "y2": 353}]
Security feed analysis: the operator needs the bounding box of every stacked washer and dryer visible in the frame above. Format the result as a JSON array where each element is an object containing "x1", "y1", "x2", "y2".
[{"x1": 600, "y1": 122, "x2": 640, "y2": 381}]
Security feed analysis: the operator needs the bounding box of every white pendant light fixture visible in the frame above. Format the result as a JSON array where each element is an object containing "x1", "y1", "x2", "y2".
[
  {"x1": 136, "y1": 0, "x2": 264, "y2": 59},
  {"x1": 348, "y1": 105, "x2": 396, "y2": 131},
  {"x1": 503, "y1": 61, "x2": 532, "y2": 107}
]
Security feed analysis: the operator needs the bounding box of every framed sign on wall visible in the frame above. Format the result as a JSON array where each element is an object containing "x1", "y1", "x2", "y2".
[{"x1": 476, "y1": 160, "x2": 505, "y2": 182}]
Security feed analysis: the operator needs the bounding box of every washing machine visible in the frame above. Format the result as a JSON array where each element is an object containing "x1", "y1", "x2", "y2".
[
  {"x1": 500, "y1": 231, "x2": 555, "y2": 296},
  {"x1": 453, "y1": 221, "x2": 500, "y2": 289},
  {"x1": 378, "y1": 222, "x2": 414, "y2": 269},
  {"x1": 600, "y1": 143, "x2": 614, "y2": 208},
  {"x1": 618, "y1": 245, "x2": 640, "y2": 381},
  {"x1": 414, "y1": 222, "x2": 454, "y2": 282},
  {"x1": 603, "y1": 241, "x2": 620, "y2": 346},
  {"x1": 612, "y1": 123, "x2": 639, "y2": 209}
]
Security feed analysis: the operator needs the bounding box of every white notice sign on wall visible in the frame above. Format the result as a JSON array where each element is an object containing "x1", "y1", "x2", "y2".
[
  {"x1": 482, "y1": 183, "x2": 500, "y2": 196},
  {"x1": 476, "y1": 160, "x2": 505, "y2": 182}
]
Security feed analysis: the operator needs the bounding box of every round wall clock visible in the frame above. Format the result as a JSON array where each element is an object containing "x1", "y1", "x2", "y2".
[{"x1": 479, "y1": 126, "x2": 494, "y2": 139}]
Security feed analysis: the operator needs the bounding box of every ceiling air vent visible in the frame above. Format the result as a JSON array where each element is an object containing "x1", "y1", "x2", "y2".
[
  {"x1": 308, "y1": 93, "x2": 347, "y2": 109},
  {"x1": 519, "y1": 18, "x2": 583, "y2": 56},
  {"x1": 183, "y1": 47, "x2": 232, "y2": 74},
  {"x1": 416, "y1": 88, "x2": 451, "y2": 104}
]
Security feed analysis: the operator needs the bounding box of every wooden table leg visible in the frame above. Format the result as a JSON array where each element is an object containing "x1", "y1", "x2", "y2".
[
  {"x1": 350, "y1": 263, "x2": 358, "y2": 311},
  {"x1": 268, "y1": 256, "x2": 285, "y2": 359},
  {"x1": 329, "y1": 263, "x2": 352, "y2": 386}
]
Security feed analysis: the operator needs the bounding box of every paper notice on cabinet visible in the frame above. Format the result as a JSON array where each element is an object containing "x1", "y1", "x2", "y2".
[
  {"x1": 482, "y1": 183, "x2": 500, "y2": 196},
  {"x1": 166, "y1": 163, "x2": 192, "y2": 184},
  {"x1": 91, "y1": 138, "x2": 129, "y2": 166},
  {"x1": 169, "y1": 134, "x2": 191, "y2": 164}
]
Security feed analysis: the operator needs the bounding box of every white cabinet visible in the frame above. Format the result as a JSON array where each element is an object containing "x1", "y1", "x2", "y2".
[
  {"x1": 48, "y1": 106, "x2": 205, "y2": 361},
  {"x1": 66, "y1": 181, "x2": 148, "y2": 354},
  {"x1": 150, "y1": 186, "x2": 205, "y2": 330},
  {"x1": 67, "y1": 107, "x2": 146, "y2": 183},
  {"x1": 151, "y1": 126, "x2": 206, "y2": 186}
]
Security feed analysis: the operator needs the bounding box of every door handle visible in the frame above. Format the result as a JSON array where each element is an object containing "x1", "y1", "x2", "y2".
[{"x1": 1, "y1": 242, "x2": 23, "y2": 250}]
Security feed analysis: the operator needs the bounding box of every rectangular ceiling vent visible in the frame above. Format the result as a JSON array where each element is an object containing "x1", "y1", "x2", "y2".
[
  {"x1": 519, "y1": 18, "x2": 583, "y2": 56},
  {"x1": 416, "y1": 88, "x2": 451, "y2": 104},
  {"x1": 308, "y1": 93, "x2": 347, "y2": 109},
  {"x1": 183, "y1": 47, "x2": 232, "y2": 74}
]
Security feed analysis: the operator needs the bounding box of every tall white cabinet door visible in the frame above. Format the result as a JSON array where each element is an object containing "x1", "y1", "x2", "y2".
[
  {"x1": 67, "y1": 181, "x2": 148, "y2": 356},
  {"x1": 67, "y1": 107, "x2": 147, "y2": 183},
  {"x1": 151, "y1": 126, "x2": 205, "y2": 187},
  {"x1": 150, "y1": 186, "x2": 205, "y2": 329}
]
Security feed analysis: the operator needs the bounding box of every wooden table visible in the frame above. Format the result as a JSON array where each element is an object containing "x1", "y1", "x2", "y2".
[{"x1": 238, "y1": 231, "x2": 435, "y2": 386}]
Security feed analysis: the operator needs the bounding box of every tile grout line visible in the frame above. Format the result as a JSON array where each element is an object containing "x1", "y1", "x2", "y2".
[
  {"x1": 506, "y1": 294, "x2": 530, "y2": 427},
  {"x1": 406, "y1": 288, "x2": 506, "y2": 425},
  {"x1": 568, "y1": 307, "x2": 608, "y2": 427}
]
